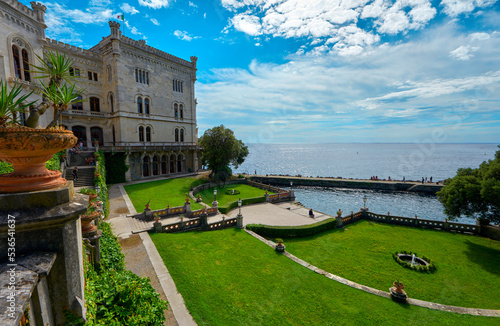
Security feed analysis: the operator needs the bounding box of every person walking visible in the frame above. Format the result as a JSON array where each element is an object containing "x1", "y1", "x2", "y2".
[{"x1": 72, "y1": 167, "x2": 79, "y2": 181}]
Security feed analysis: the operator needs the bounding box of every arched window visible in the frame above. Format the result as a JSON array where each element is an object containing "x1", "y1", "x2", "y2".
[
  {"x1": 177, "y1": 155, "x2": 183, "y2": 173},
  {"x1": 145, "y1": 98, "x2": 150, "y2": 114},
  {"x1": 180, "y1": 104, "x2": 184, "y2": 119},
  {"x1": 175, "y1": 128, "x2": 179, "y2": 142},
  {"x1": 21, "y1": 49, "x2": 30, "y2": 82},
  {"x1": 107, "y1": 65, "x2": 112, "y2": 81},
  {"x1": 161, "y1": 155, "x2": 167, "y2": 174},
  {"x1": 180, "y1": 129, "x2": 184, "y2": 142},
  {"x1": 90, "y1": 127, "x2": 103, "y2": 146},
  {"x1": 139, "y1": 126, "x2": 144, "y2": 142},
  {"x1": 152, "y1": 156, "x2": 159, "y2": 175},
  {"x1": 90, "y1": 97, "x2": 100, "y2": 112},
  {"x1": 170, "y1": 154, "x2": 176, "y2": 173},
  {"x1": 137, "y1": 97, "x2": 143, "y2": 114},
  {"x1": 135, "y1": 68, "x2": 138, "y2": 82},
  {"x1": 143, "y1": 156, "x2": 150, "y2": 177},
  {"x1": 12, "y1": 45, "x2": 21, "y2": 79},
  {"x1": 112, "y1": 125, "x2": 116, "y2": 146},
  {"x1": 146, "y1": 126, "x2": 151, "y2": 142},
  {"x1": 174, "y1": 103, "x2": 178, "y2": 118},
  {"x1": 109, "y1": 93, "x2": 114, "y2": 112}
]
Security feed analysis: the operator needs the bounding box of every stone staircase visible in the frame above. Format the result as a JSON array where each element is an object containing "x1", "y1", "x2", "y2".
[
  {"x1": 129, "y1": 217, "x2": 153, "y2": 233},
  {"x1": 65, "y1": 151, "x2": 96, "y2": 188}
]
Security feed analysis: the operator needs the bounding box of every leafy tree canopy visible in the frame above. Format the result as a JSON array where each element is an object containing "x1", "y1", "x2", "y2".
[
  {"x1": 437, "y1": 145, "x2": 500, "y2": 224},
  {"x1": 199, "y1": 125, "x2": 248, "y2": 183}
]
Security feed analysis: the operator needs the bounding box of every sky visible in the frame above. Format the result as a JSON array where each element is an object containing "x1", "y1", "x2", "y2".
[{"x1": 22, "y1": 0, "x2": 500, "y2": 143}]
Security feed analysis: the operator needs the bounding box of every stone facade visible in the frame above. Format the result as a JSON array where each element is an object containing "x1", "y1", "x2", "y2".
[{"x1": 0, "y1": 1, "x2": 200, "y2": 181}]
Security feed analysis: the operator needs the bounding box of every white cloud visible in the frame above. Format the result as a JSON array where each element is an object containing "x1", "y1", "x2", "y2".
[
  {"x1": 120, "y1": 3, "x2": 140, "y2": 15},
  {"x1": 151, "y1": 18, "x2": 160, "y2": 25},
  {"x1": 138, "y1": 0, "x2": 170, "y2": 9},
  {"x1": 189, "y1": 1, "x2": 198, "y2": 7},
  {"x1": 232, "y1": 14, "x2": 262, "y2": 36},
  {"x1": 440, "y1": 0, "x2": 498, "y2": 17},
  {"x1": 470, "y1": 32, "x2": 490, "y2": 41},
  {"x1": 449, "y1": 45, "x2": 479, "y2": 60},
  {"x1": 90, "y1": 0, "x2": 111, "y2": 6},
  {"x1": 174, "y1": 30, "x2": 200, "y2": 41}
]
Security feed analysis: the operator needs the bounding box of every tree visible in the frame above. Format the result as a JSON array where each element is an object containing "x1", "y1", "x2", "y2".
[
  {"x1": 199, "y1": 125, "x2": 248, "y2": 184},
  {"x1": 437, "y1": 145, "x2": 500, "y2": 225}
]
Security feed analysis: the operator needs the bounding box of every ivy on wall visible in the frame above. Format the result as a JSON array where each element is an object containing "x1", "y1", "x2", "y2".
[{"x1": 104, "y1": 152, "x2": 129, "y2": 184}]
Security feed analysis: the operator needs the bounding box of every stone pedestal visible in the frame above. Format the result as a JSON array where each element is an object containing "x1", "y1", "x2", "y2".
[
  {"x1": 390, "y1": 287, "x2": 408, "y2": 303},
  {"x1": 275, "y1": 244, "x2": 285, "y2": 252},
  {"x1": 336, "y1": 216, "x2": 343, "y2": 228},
  {"x1": 236, "y1": 213, "x2": 243, "y2": 229},
  {"x1": 212, "y1": 200, "x2": 218, "y2": 208},
  {"x1": 144, "y1": 208, "x2": 152, "y2": 221},
  {"x1": 0, "y1": 184, "x2": 88, "y2": 324},
  {"x1": 154, "y1": 221, "x2": 162, "y2": 233}
]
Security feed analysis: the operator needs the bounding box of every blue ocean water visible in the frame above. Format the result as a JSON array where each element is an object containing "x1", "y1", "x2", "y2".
[{"x1": 234, "y1": 143, "x2": 498, "y2": 224}]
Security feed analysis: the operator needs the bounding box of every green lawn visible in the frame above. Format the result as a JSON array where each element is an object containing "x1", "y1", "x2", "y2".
[
  {"x1": 151, "y1": 229, "x2": 498, "y2": 325},
  {"x1": 284, "y1": 220, "x2": 500, "y2": 309},
  {"x1": 124, "y1": 177, "x2": 205, "y2": 212},
  {"x1": 197, "y1": 184, "x2": 271, "y2": 208}
]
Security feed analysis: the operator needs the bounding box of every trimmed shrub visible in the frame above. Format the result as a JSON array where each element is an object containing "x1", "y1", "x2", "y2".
[
  {"x1": 392, "y1": 251, "x2": 436, "y2": 273},
  {"x1": 218, "y1": 196, "x2": 266, "y2": 214},
  {"x1": 247, "y1": 218, "x2": 337, "y2": 238}
]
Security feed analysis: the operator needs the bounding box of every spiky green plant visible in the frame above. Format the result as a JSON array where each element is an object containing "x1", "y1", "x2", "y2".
[{"x1": 0, "y1": 81, "x2": 35, "y2": 127}]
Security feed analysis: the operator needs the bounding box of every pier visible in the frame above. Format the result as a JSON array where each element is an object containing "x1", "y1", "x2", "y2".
[{"x1": 249, "y1": 175, "x2": 443, "y2": 194}]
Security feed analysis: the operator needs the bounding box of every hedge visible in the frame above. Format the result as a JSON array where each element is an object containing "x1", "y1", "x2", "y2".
[
  {"x1": 94, "y1": 151, "x2": 109, "y2": 217},
  {"x1": 247, "y1": 218, "x2": 337, "y2": 238},
  {"x1": 392, "y1": 251, "x2": 437, "y2": 273},
  {"x1": 81, "y1": 222, "x2": 169, "y2": 326},
  {"x1": 218, "y1": 196, "x2": 266, "y2": 214}
]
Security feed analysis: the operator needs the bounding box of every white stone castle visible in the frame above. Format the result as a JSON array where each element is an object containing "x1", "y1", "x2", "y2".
[{"x1": 0, "y1": 0, "x2": 200, "y2": 181}]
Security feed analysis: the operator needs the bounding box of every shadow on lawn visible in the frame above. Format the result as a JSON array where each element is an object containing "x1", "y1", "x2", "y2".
[{"x1": 464, "y1": 240, "x2": 500, "y2": 276}]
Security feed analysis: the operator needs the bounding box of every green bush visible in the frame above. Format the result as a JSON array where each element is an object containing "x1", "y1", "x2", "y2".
[
  {"x1": 83, "y1": 222, "x2": 168, "y2": 325},
  {"x1": 392, "y1": 251, "x2": 437, "y2": 273},
  {"x1": 247, "y1": 218, "x2": 337, "y2": 238},
  {"x1": 104, "y1": 152, "x2": 129, "y2": 184},
  {"x1": 0, "y1": 161, "x2": 13, "y2": 174},
  {"x1": 218, "y1": 196, "x2": 266, "y2": 214},
  {"x1": 237, "y1": 174, "x2": 245, "y2": 178},
  {"x1": 94, "y1": 151, "x2": 109, "y2": 217}
]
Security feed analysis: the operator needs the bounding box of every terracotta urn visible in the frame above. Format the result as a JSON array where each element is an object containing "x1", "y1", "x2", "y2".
[
  {"x1": 0, "y1": 127, "x2": 77, "y2": 193},
  {"x1": 81, "y1": 211, "x2": 100, "y2": 234},
  {"x1": 393, "y1": 281, "x2": 405, "y2": 294}
]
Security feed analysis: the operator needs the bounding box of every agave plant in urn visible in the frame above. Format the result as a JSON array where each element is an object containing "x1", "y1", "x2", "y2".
[{"x1": 0, "y1": 51, "x2": 83, "y2": 193}]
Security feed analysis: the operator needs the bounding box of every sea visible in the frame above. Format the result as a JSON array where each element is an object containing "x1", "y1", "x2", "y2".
[{"x1": 233, "y1": 143, "x2": 498, "y2": 224}]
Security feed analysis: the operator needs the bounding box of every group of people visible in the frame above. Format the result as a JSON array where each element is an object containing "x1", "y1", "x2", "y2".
[
  {"x1": 422, "y1": 176, "x2": 433, "y2": 184},
  {"x1": 86, "y1": 156, "x2": 95, "y2": 166}
]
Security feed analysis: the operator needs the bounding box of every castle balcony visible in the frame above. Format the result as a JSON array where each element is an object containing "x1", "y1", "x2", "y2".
[
  {"x1": 99, "y1": 142, "x2": 201, "y2": 153},
  {"x1": 62, "y1": 109, "x2": 109, "y2": 118}
]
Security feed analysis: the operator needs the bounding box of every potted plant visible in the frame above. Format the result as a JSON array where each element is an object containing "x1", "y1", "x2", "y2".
[
  {"x1": 393, "y1": 280, "x2": 405, "y2": 293},
  {"x1": 275, "y1": 238, "x2": 285, "y2": 252},
  {"x1": 80, "y1": 205, "x2": 100, "y2": 234},
  {"x1": 80, "y1": 188, "x2": 98, "y2": 200},
  {"x1": 0, "y1": 51, "x2": 83, "y2": 193}
]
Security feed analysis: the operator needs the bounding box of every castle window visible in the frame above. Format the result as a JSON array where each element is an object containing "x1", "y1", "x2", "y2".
[
  {"x1": 175, "y1": 128, "x2": 179, "y2": 142},
  {"x1": 12, "y1": 45, "x2": 22, "y2": 79},
  {"x1": 146, "y1": 126, "x2": 151, "y2": 142},
  {"x1": 136, "y1": 69, "x2": 149, "y2": 85},
  {"x1": 107, "y1": 65, "x2": 112, "y2": 81},
  {"x1": 90, "y1": 97, "x2": 100, "y2": 112},
  {"x1": 145, "y1": 98, "x2": 150, "y2": 114},
  {"x1": 174, "y1": 103, "x2": 178, "y2": 118},
  {"x1": 180, "y1": 129, "x2": 184, "y2": 142},
  {"x1": 173, "y1": 79, "x2": 183, "y2": 93},
  {"x1": 93, "y1": 72, "x2": 98, "y2": 81},
  {"x1": 143, "y1": 156, "x2": 150, "y2": 177},
  {"x1": 21, "y1": 49, "x2": 30, "y2": 82},
  {"x1": 152, "y1": 156, "x2": 159, "y2": 175},
  {"x1": 137, "y1": 97, "x2": 143, "y2": 114},
  {"x1": 88, "y1": 71, "x2": 92, "y2": 80},
  {"x1": 72, "y1": 95, "x2": 83, "y2": 110},
  {"x1": 139, "y1": 126, "x2": 144, "y2": 142},
  {"x1": 180, "y1": 104, "x2": 184, "y2": 119},
  {"x1": 70, "y1": 67, "x2": 80, "y2": 77}
]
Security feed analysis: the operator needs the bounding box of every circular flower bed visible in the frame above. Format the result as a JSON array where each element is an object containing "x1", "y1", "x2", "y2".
[
  {"x1": 393, "y1": 251, "x2": 436, "y2": 273},
  {"x1": 225, "y1": 189, "x2": 240, "y2": 195}
]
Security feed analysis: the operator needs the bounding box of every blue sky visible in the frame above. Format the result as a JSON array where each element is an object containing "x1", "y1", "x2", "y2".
[{"x1": 24, "y1": 0, "x2": 500, "y2": 143}]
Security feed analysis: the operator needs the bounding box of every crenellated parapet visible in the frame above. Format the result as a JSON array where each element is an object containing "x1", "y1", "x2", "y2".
[
  {"x1": 30, "y1": 1, "x2": 46, "y2": 23},
  {"x1": 108, "y1": 21, "x2": 121, "y2": 39},
  {"x1": 0, "y1": 0, "x2": 43, "y2": 23},
  {"x1": 120, "y1": 35, "x2": 194, "y2": 69},
  {"x1": 45, "y1": 38, "x2": 102, "y2": 59}
]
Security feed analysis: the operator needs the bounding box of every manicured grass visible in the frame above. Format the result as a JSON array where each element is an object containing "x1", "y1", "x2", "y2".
[
  {"x1": 151, "y1": 229, "x2": 498, "y2": 325},
  {"x1": 284, "y1": 220, "x2": 500, "y2": 309},
  {"x1": 197, "y1": 184, "x2": 271, "y2": 208},
  {"x1": 124, "y1": 177, "x2": 205, "y2": 212}
]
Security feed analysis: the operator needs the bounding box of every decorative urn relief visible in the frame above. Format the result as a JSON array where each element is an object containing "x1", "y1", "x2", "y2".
[{"x1": 0, "y1": 127, "x2": 77, "y2": 193}]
